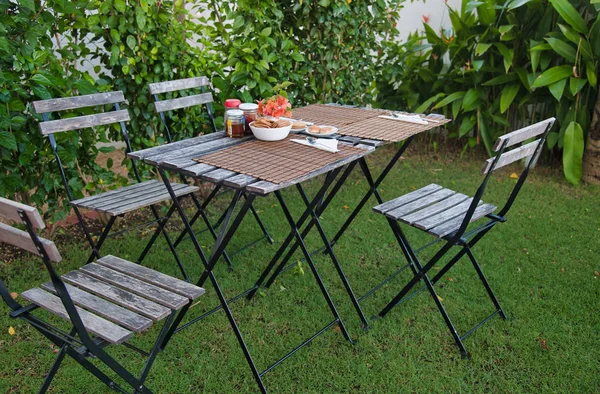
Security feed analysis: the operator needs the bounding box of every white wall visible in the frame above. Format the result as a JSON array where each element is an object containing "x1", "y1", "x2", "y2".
[{"x1": 396, "y1": 0, "x2": 461, "y2": 40}]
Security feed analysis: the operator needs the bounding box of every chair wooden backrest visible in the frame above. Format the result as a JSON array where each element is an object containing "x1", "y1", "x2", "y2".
[
  {"x1": 0, "y1": 197, "x2": 61, "y2": 262},
  {"x1": 149, "y1": 76, "x2": 218, "y2": 142},
  {"x1": 481, "y1": 118, "x2": 556, "y2": 174},
  {"x1": 451, "y1": 118, "x2": 555, "y2": 240},
  {"x1": 32, "y1": 91, "x2": 144, "y2": 200}
]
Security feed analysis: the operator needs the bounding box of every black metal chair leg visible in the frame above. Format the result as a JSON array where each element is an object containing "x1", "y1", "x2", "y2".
[
  {"x1": 38, "y1": 329, "x2": 75, "y2": 394},
  {"x1": 464, "y1": 245, "x2": 507, "y2": 320},
  {"x1": 86, "y1": 216, "x2": 117, "y2": 264}
]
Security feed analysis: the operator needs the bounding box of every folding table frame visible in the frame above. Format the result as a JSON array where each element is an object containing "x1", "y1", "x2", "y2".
[
  {"x1": 151, "y1": 146, "x2": 377, "y2": 393},
  {"x1": 250, "y1": 134, "x2": 418, "y2": 330},
  {"x1": 149, "y1": 76, "x2": 273, "y2": 271}
]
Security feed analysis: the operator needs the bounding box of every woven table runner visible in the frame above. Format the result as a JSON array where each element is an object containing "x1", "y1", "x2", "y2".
[
  {"x1": 338, "y1": 114, "x2": 451, "y2": 142},
  {"x1": 193, "y1": 136, "x2": 367, "y2": 184},
  {"x1": 291, "y1": 104, "x2": 384, "y2": 127}
]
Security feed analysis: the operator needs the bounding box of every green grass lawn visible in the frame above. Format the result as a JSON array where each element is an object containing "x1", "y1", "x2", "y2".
[{"x1": 1, "y1": 146, "x2": 599, "y2": 393}]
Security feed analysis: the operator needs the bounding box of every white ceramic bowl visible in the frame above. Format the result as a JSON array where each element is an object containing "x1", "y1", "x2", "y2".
[{"x1": 249, "y1": 121, "x2": 292, "y2": 141}]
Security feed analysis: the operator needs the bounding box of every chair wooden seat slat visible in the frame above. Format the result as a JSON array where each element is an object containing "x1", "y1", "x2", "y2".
[
  {"x1": 97, "y1": 255, "x2": 205, "y2": 299},
  {"x1": 61, "y1": 270, "x2": 172, "y2": 321},
  {"x1": 21, "y1": 288, "x2": 134, "y2": 344},
  {"x1": 40, "y1": 282, "x2": 153, "y2": 333}
]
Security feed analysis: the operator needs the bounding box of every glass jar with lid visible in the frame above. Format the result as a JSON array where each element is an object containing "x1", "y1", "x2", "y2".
[
  {"x1": 226, "y1": 109, "x2": 245, "y2": 138},
  {"x1": 223, "y1": 99, "x2": 241, "y2": 131},
  {"x1": 239, "y1": 103, "x2": 258, "y2": 135}
]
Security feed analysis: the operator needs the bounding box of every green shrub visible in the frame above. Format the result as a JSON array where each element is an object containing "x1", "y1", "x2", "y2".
[
  {"x1": 0, "y1": 0, "x2": 122, "y2": 222},
  {"x1": 375, "y1": 0, "x2": 599, "y2": 184}
]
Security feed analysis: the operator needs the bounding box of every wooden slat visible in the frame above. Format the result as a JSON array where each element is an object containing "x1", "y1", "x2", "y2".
[
  {"x1": 338, "y1": 136, "x2": 362, "y2": 145},
  {"x1": 482, "y1": 140, "x2": 541, "y2": 174},
  {"x1": 79, "y1": 264, "x2": 189, "y2": 310},
  {"x1": 179, "y1": 163, "x2": 217, "y2": 177},
  {"x1": 385, "y1": 189, "x2": 456, "y2": 220},
  {"x1": 101, "y1": 185, "x2": 197, "y2": 216},
  {"x1": 222, "y1": 174, "x2": 258, "y2": 188},
  {"x1": 359, "y1": 139, "x2": 387, "y2": 147},
  {"x1": 62, "y1": 271, "x2": 170, "y2": 321},
  {"x1": 39, "y1": 110, "x2": 130, "y2": 135},
  {"x1": 78, "y1": 182, "x2": 168, "y2": 210},
  {"x1": 429, "y1": 203, "x2": 497, "y2": 238},
  {"x1": 153, "y1": 92, "x2": 214, "y2": 113},
  {"x1": 41, "y1": 282, "x2": 153, "y2": 333},
  {"x1": 128, "y1": 132, "x2": 227, "y2": 161},
  {"x1": 413, "y1": 199, "x2": 480, "y2": 231},
  {"x1": 200, "y1": 169, "x2": 237, "y2": 183},
  {"x1": 21, "y1": 288, "x2": 133, "y2": 344},
  {"x1": 400, "y1": 193, "x2": 469, "y2": 225},
  {"x1": 0, "y1": 197, "x2": 45, "y2": 229},
  {"x1": 372, "y1": 184, "x2": 442, "y2": 214},
  {"x1": 32, "y1": 92, "x2": 126, "y2": 114},
  {"x1": 97, "y1": 255, "x2": 205, "y2": 299},
  {"x1": 71, "y1": 180, "x2": 161, "y2": 206},
  {"x1": 149, "y1": 77, "x2": 210, "y2": 95},
  {"x1": 0, "y1": 223, "x2": 62, "y2": 262},
  {"x1": 245, "y1": 144, "x2": 375, "y2": 195},
  {"x1": 149, "y1": 135, "x2": 253, "y2": 167},
  {"x1": 493, "y1": 118, "x2": 554, "y2": 151}
]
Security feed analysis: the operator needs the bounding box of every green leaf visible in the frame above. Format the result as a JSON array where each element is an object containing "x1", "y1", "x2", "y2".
[
  {"x1": 126, "y1": 35, "x2": 137, "y2": 51},
  {"x1": 30, "y1": 74, "x2": 53, "y2": 86},
  {"x1": 531, "y1": 65, "x2": 573, "y2": 87},
  {"x1": 495, "y1": 43, "x2": 514, "y2": 72},
  {"x1": 562, "y1": 121, "x2": 584, "y2": 185},
  {"x1": 415, "y1": 93, "x2": 445, "y2": 113},
  {"x1": 433, "y1": 91, "x2": 466, "y2": 109},
  {"x1": 318, "y1": 0, "x2": 331, "y2": 6},
  {"x1": 462, "y1": 88, "x2": 481, "y2": 111},
  {"x1": 75, "y1": 80, "x2": 96, "y2": 95},
  {"x1": 290, "y1": 52, "x2": 304, "y2": 61},
  {"x1": 586, "y1": 61, "x2": 597, "y2": 87},
  {"x1": 20, "y1": 0, "x2": 35, "y2": 11},
  {"x1": 482, "y1": 73, "x2": 518, "y2": 86},
  {"x1": 500, "y1": 84, "x2": 519, "y2": 113},
  {"x1": 507, "y1": 0, "x2": 531, "y2": 9},
  {"x1": 569, "y1": 77, "x2": 587, "y2": 96},
  {"x1": 114, "y1": 0, "x2": 127, "y2": 13},
  {"x1": 557, "y1": 24, "x2": 582, "y2": 45},
  {"x1": 475, "y1": 43, "x2": 492, "y2": 56},
  {"x1": 549, "y1": 0, "x2": 588, "y2": 34},
  {"x1": 548, "y1": 78, "x2": 567, "y2": 101},
  {"x1": 136, "y1": 10, "x2": 147, "y2": 30},
  {"x1": 98, "y1": 146, "x2": 116, "y2": 153},
  {"x1": 530, "y1": 40, "x2": 541, "y2": 72},
  {"x1": 452, "y1": 99, "x2": 462, "y2": 120},
  {"x1": 545, "y1": 37, "x2": 576, "y2": 62},
  {"x1": 459, "y1": 117, "x2": 476, "y2": 137},
  {"x1": 0, "y1": 130, "x2": 17, "y2": 151},
  {"x1": 546, "y1": 131, "x2": 559, "y2": 149},
  {"x1": 260, "y1": 27, "x2": 272, "y2": 37},
  {"x1": 590, "y1": 19, "x2": 600, "y2": 57}
]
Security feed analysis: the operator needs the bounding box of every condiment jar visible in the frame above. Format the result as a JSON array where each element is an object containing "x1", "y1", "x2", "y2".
[
  {"x1": 239, "y1": 103, "x2": 258, "y2": 135},
  {"x1": 224, "y1": 99, "x2": 241, "y2": 130},
  {"x1": 226, "y1": 109, "x2": 245, "y2": 138}
]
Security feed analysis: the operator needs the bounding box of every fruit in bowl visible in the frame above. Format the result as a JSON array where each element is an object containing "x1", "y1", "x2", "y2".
[{"x1": 249, "y1": 118, "x2": 292, "y2": 141}]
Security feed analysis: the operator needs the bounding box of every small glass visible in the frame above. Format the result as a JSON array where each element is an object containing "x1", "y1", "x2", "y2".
[{"x1": 226, "y1": 109, "x2": 245, "y2": 138}]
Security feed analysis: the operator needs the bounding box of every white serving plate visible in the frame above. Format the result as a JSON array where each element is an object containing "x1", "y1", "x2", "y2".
[{"x1": 305, "y1": 125, "x2": 338, "y2": 137}]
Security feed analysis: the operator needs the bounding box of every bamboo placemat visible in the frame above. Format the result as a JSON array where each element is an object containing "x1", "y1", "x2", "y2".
[
  {"x1": 338, "y1": 115, "x2": 451, "y2": 142},
  {"x1": 193, "y1": 136, "x2": 367, "y2": 184},
  {"x1": 291, "y1": 104, "x2": 385, "y2": 127}
]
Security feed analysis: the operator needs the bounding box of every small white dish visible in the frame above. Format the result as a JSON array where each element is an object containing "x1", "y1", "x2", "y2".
[
  {"x1": 305, "y1": 125, "x2": 338, "y2": 137},
  {"x1": 249, "y1": 121, "x2": 292, "y2": 141}
]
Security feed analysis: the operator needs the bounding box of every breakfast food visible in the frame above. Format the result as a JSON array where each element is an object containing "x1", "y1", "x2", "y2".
[
  {"x1": 251, "y1": 118, "x2": 290, "y2": 129},
  {"x1": 292, "y1": 121, "x2": 307, "y2": 130},
  {"x1": 307, "y1": 125, "x2": 337, "y2": 135}
]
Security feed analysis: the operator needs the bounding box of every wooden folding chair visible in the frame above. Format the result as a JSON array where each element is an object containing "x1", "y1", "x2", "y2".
[
  {"x1": 148, "y1": 76, "x2": 273, "y2": 270},
  {"x1": 372, "y1": 118, "x2": 555, "y2": 356},
  {"x1": 0, "y1": 197, "x2": 205, "y2": 393},
  {"x1": 32, "y1": 92, "x2": 198, "y2": 280}
]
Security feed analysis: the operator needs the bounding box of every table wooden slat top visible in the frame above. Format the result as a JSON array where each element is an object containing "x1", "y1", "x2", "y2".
[
  {"x1": 290, "y1": 104, "x2": 385, "y2": 127},
  {"x1": 193, "y1": 136, "x2": 369, "y2": 185},
  {"x1": 338, "y1": 114, "x2": 451, "y2": 142}
]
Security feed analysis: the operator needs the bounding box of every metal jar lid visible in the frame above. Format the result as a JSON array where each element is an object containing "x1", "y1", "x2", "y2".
[
  {"x1": 226, "y1": 109, "x2": 244, "y2": 116},
  {"x1": 239, "y1": 103, "x2": 259, "y2": 111}
]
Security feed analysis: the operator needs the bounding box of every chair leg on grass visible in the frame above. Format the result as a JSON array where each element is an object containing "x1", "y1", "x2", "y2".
[{"x1": 464, "y1": 245, "x2": 507, "y2": 320}]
